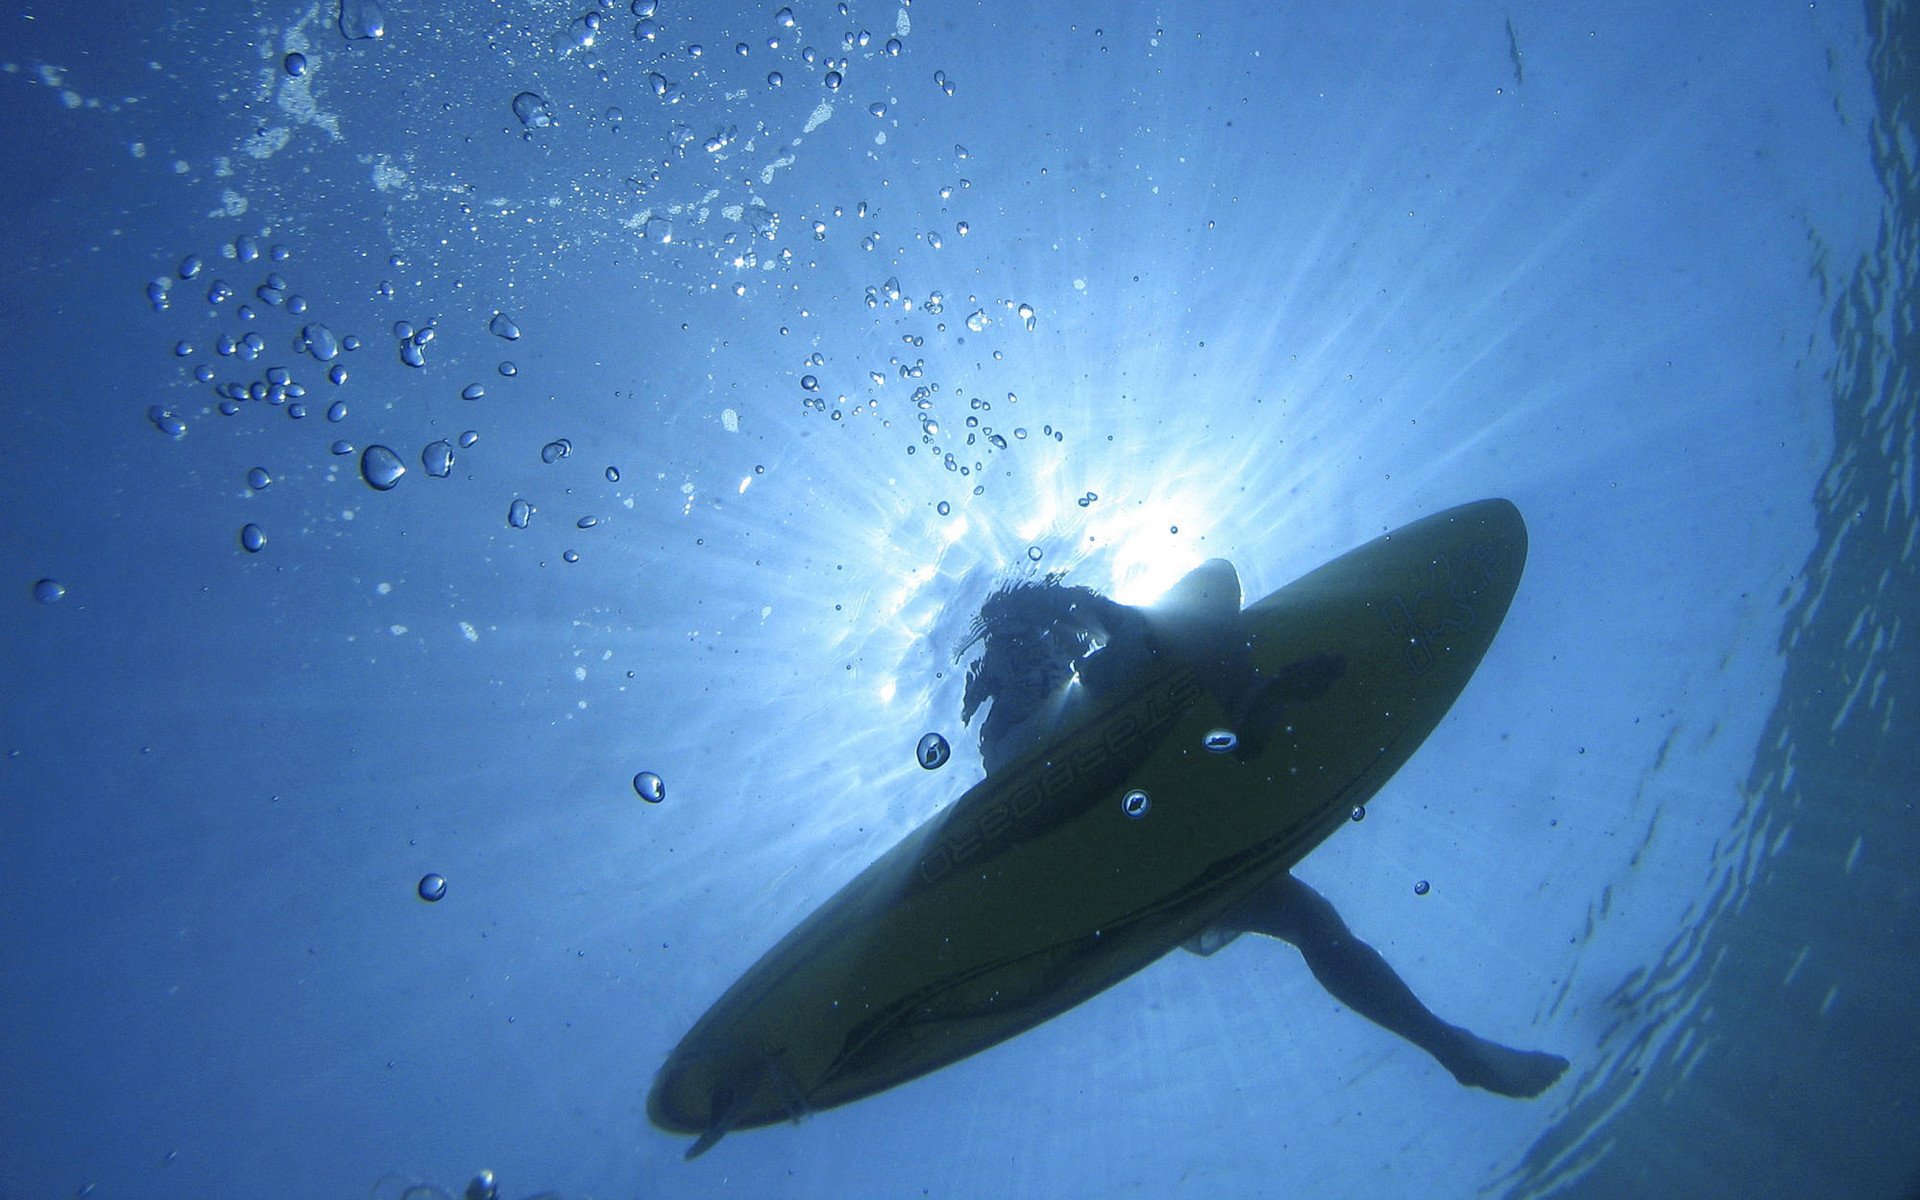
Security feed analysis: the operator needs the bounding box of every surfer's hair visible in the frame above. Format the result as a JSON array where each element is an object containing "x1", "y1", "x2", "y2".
[{"x1": 952, "y1": 573, "x2": 1105, "y2": 664}]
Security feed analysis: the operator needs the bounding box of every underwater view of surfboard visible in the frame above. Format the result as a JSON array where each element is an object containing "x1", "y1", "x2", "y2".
[{"x1": 650, "y1": 497, "x2": 1529, "y2": 1157}]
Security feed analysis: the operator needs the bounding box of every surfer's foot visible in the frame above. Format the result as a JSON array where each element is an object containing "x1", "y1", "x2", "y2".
[{"x1": 1439, "y1": 1029, "x2": 1569, "y2": 1098}]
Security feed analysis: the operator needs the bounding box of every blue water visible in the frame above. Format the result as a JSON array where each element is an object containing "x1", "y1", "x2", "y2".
[{"x1": 2, "y1": 2, "x2": 1915, "y2": 1197}]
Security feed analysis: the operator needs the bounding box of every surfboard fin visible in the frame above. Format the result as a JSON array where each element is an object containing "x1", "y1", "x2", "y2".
[{"x1": 683, "y1": 1077, "x2": 753, "y2": 1160}]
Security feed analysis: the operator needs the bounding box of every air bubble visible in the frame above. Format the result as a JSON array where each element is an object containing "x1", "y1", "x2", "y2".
[
  {"x1": 360, "y1": 444, "x2": 406, "y2": 490},
  {"x1": 421, "y1": 440, "x2": 454, "y2": 478},
  {"x1": 512, "y1": 91, "x2": 555, "y2": 129},
  {"x1": 417, "y1": 873, "x2": 447, "y2": 902},
  {"x1": 916, "y1": 732, "x2": 950, "y2": 770},
  {"x1": 1202, "y1": 729, "x2": 1238, "y2": 754},
  {"x1": 507, "y1": 498, "x2": 534, "y2": 528},
  {"x1": 239, "y1": 523, "x2": 267, "y2": 553},
  {"x1": 1121, "y1": 789, "x2": 1150, "y2": 819}
]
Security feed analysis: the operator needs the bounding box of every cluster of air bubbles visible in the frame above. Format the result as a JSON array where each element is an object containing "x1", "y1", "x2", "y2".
[
  {"x1": 147, "y1": 405, "x2": 187, "y2": 439},
  {"x1": 1075, "y1": 492, "x2": 1099, "y2": 508},
  {"x1": 392, "y1": 318, "x2": 438, "y2": 369},
  {"x1": 915, "y1": 732, "x2": 951, "y2": 770}
]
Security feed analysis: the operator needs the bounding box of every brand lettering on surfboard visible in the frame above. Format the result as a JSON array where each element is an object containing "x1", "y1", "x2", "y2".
[
  {"x1": 1385, "y1": 538, "x2": 1498, "y2": 674},
  {"x1": 917, "y1": 674, "x2": 1205, "y2": 885}
]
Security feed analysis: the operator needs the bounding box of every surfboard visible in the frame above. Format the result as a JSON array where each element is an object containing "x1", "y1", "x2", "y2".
[{"x1": 649, "y1": 497, "x2": 1529, "y2": 1155}]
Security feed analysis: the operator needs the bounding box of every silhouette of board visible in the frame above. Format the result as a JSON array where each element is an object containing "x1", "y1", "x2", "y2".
[{"x1": 650, "y1": 498, "x2": 1529, "y2": 1156}]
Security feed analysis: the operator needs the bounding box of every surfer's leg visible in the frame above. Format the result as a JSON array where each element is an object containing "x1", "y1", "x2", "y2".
[{"x1": 1229, "y1": 873, "x2": 1568, "y2": 1098}]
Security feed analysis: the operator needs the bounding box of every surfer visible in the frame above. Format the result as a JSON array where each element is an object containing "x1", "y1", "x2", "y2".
[{"x1": 955, "y1": 571, "x2": 1569, "y2": 1099}]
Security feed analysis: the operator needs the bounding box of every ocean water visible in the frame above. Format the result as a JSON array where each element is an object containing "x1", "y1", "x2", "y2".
[{"x1": 2, "y1": 1, "x2": 1915, "y2": 1198}]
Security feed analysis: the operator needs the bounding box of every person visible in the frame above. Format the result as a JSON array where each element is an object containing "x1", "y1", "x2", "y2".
[{"x1": 953, "y1": 569, "x2": 1569, "y2": 1099}]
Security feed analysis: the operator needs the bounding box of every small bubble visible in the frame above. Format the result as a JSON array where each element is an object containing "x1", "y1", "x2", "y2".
[
  {"x1": 540, "y1": 439, "x2": 572, "y2": 464},
  {"x1": 326, "y1": 401, "x2": 347, "y2": 422},
  {"x1": 507, "y1": 497, "x2": 533, "y2": 528},
  {"x1": 239, "y1": 523, "x2": 267, "y2": 553},
  {"x1": 824, "y1": 69, "x2": 842, "y2": 90},
  {"x1": 1350, "y1": 805, "x2": 1366, "y2": 822},
  {"x1": 330, "y1": 440, "x2": 355, "y2": 455},
  {"x1": 1026, "y1": 545, "x2": 1042, "y2": 562},
  {"x1": 936, "y1": 500, "x2": 951, "y2": 516},
  {"x1": 868, "y1": 101, "x2": 887, "y2": 117},
  {"x1": 605, "y1": 466, "x2": 620, "y2": 482},
  {"x1": 562, "y1": 549, "x2": 580, "y2": 563},
  {"x1": 632, "y1": 771, "x2": 664, "y2": 801},
  {"x1": 1414, "y1": 879, "x2": 1431, "y2": 896},
  {"x1": 360, "y1": 444, "x2": 406, "y2": 490},
  {"x1": 178, "y1": 254, "x2": 202, "y2": 279},
  {"x1": 459, "y1": 430, "x2": 479, "y2": 448},
  {"x1": 246, "y1": 467, "x2": 272, "y2": 490},
  {"x1": 31, "y1": 578, "x2": 66, "y2": 604},
  {"x1": 498, "y1": 361, "x2": 518, "y2": 377},
  {"x1": 916, "y1": 732, "x2": 951, "y2": 770},
  {"x1": 489, "y1": 312, "x2": 521, "y2": 340},
  {"x1": 459, "y1": 382, "x2": 484, "y2": 401},
  {"x1": 774, "y1": 6, "x2": 795, "y2": 27},
  {"x1": 417, "y1": 873, "x2": 447, "y2": 902},
  {"x1": 1121, "y1": 789, "x2": 1150, "y2": 819},
  {"x1": 576, "y1": 515, "x2": 600, "y2": 529},
  {"x1": 1202, "y1": 729, "x2": 1238, "y2": 753},
  {"x1": 767, "y1": 70, "x2": 783, "y2": 87}
]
